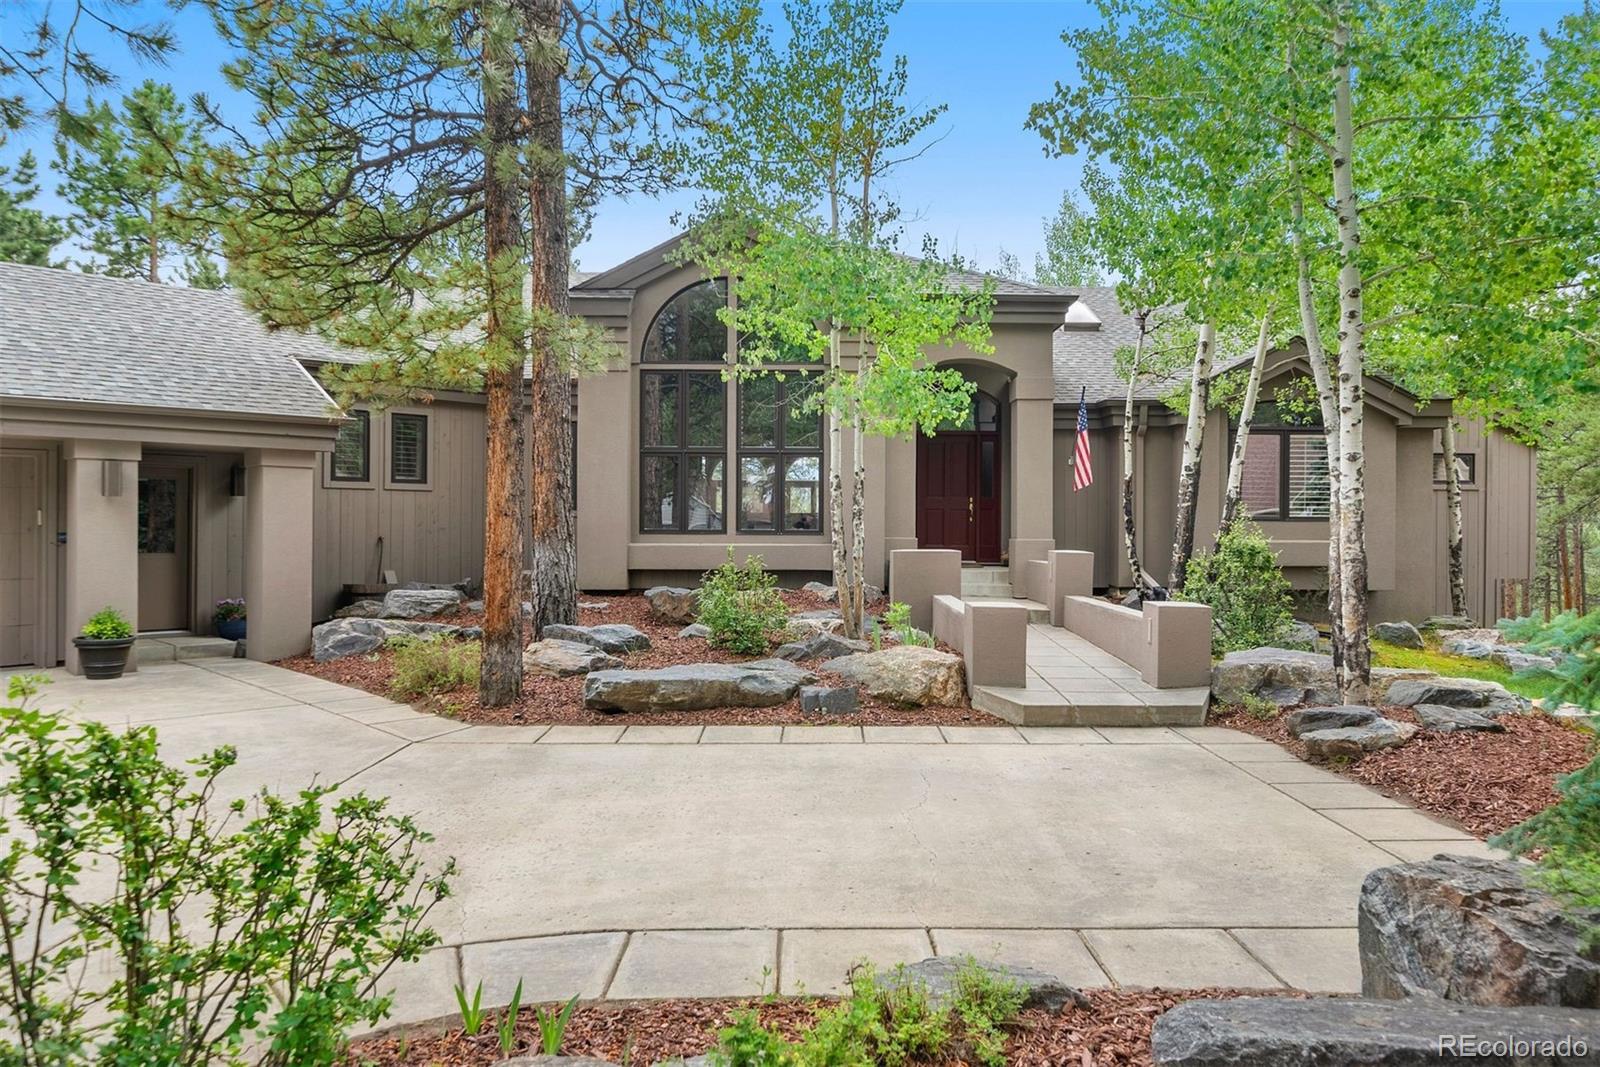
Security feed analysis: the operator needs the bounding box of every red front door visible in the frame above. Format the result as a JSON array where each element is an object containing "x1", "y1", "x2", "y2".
[{"x1": 916, "y1": 431, "x2": 1002, "y2": 562}]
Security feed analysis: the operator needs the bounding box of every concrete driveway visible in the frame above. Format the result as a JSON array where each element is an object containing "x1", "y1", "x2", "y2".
[{"x1": 6, "y1": 658, "x2": 1506, "y2": 1027}]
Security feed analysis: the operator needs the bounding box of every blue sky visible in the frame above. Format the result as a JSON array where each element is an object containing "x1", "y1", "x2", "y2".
[{"x1": 4, "y1": 0, "x2": 1584, "y2": 276}]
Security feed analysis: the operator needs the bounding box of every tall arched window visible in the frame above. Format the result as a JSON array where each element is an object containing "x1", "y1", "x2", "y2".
[{"x1": 641, "y1": 279, "x2": 729, "y2": 363}]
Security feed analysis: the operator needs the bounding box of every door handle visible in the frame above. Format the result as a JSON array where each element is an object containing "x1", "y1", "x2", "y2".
[{"x1": 968, "y1": 496, "x2": 974, "y2": 519}]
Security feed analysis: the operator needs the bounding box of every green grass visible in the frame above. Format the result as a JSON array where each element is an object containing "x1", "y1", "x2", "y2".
[{"x1": 1371, "y1": 639, "x2": 1563, "y2": 703}]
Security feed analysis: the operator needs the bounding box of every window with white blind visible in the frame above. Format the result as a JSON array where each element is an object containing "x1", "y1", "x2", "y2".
[
  {"x1": 389, "y1": 413, "x2": 429, "y2": 486},
  {"x1": 1239, "y1": 429, "x2": 1330, "y2": 521}
]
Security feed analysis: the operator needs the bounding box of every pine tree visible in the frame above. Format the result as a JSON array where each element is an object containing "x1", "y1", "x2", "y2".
[{"x1": 0, "y1": 152, "x2": 64, "y2": 265}]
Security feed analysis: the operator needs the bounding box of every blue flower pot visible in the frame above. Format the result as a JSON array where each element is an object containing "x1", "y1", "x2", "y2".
[{"x1": 216, "y1": 618, "x2": 247, "y2": 641}]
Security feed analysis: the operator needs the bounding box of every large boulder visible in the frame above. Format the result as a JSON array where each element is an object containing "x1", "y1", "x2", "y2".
[
  {"x1": 800, "y1": 685, "x2": 859, "y2": 714},
  {"x1": 583, "y1": 662, "x2": 808, "y2": 712},
  {"x1": 1423, "y1": 613, "x2": 1477, "y2": 631},
  {"x1": 801, "y1": 580, "x2": 839, "y2": 602},
  {"x1": 1385, "y1": 676, "x2": 1530, "y2": 717},
  {"x1": 1151, "y1": 996, "x2": 1600, "y2": 1066},
  {"x1": 823, "y1": 646, "x2": 966, "y2": 706},
  {"x1": 1495, "y1": 647, "x2": 1559, "y2": 673},
  {"x1": 740, "y1": 659, "x2": 818, "y2": 687},
  {"x1": 883, "y1": 957, "x2": 1088, "y2": 1012},
  {"x1": 1301, "y1": 719, "x2": 1418, "y2": 760},
  {"x1": 522, "y1": 639, "x2": 622, "y2": 678},
  {"x1": 1211, "y1": 648, "x2": 1342, "y2": 707},
  {"x1": 1415, "y1": 703, "x2": 1505, "y2": 733},
  {"x1": 333, "y1": 598, "x2": 384, "y2": 619},
  {"x1": 312, "y1": 618, "x2": 463, "y2": 661},
  {"x1": 541, "y1": 623, "x2": 651, "y2": 654},
  {"x1": 1360, "y1": 855, "x2": 1600, "y2": 1007},
  {"x1": 774, "y1": 631, "x2": 869, "y2": 662},
  {"x1": 1285, "y1": 704, "x2": 1379, "y2": 737},
  {"x1": 788, "y1": 609, "x2": 845, "y2": 638},
  {"x1": 677, "y1": 623, "x2": 712, "y2": 640},
  {"x1": 643, "y1": 586, "x2": 699, "y2": 624},
  {"x1": 1272, "y1": 619, "x2": 1322, "y2": 652},
  {"x1": 1442, "y1": 628, "x2": 1504, "y2": 659},
  {"x1": 1375, "y1": 620, "x2": 1424, "y2": 649},
  {"x1": 380, "y1": 587, "x2": 465, "y2": 618}
]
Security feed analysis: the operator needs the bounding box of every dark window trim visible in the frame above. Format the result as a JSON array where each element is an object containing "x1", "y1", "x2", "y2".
[
  {"x1": 641, "y1": 278, "x2": 730, "y2": 364},
  {"x1": 1236, "y1": 426, "x2": 1330, "y2": 523},
  {"x1": 639, "y1": 369, "x2": 727, "y2": 533},
  {"x1": 736, "y1": 373, "x2": 825, "y2": 535},
  {"x1": 1433, "y1": 451, "x2": 1477, "y2": 486},
  {"x1": 330, "y1": 410, "x2": 371, "y2": 483},
  {"x1": 389, "y1": 411, "x2": 429, "y2": 485}
]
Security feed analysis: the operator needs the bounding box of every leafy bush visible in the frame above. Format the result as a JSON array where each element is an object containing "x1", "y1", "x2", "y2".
[
  {"x1": 704, "y1": 958, "x2": 1022, "y2": 1067},
  {"x1": 1500, "y1": 609, "x2": 1600, "y2": 711},
  {"x1": 698, "y1": 549, "x2": 789, "y2": 655},
  {"x1": 1492, "y1": 755, "x2": 1600, "y2": 945},
  {"x1": 1179, "y1": 520, "x2": 1294, "y2": 655},
  {"x1": 79, "y1": 606, "x2": 133, "y2": 640},
  {"x1": 883, "y1": 602, "x2": 934, "y2": 648},
  {"x1": 213, "y1": 597, "x2": 247, "y2": 622},
  {"x1": 388, "y1": 635, "x2": 481, "y2": 698},
  {"x1": 0, "y1": 673, "x2": 455, "y2": 1066}
]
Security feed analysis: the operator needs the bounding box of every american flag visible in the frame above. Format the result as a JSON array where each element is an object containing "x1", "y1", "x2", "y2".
[{"x1": 1072, "y1": 386, "x2": 1094, "y2": 491}]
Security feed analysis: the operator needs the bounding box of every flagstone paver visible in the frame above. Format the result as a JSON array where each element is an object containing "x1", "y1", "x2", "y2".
[
  {"x1": 1229, "y1": 928, "x2": 1363, "y2": 993},
  {"x1": 778, "y1": 929, "x2": 935, "y2": 995},
  {"x1": 460, "y1": 932, "x2": 628, "y2": 1005},
  {"x1": 1081, "y1": 929, "x2": 1282, "y2": 990}
]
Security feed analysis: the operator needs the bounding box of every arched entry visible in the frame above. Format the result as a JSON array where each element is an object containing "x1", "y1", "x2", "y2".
[{"x1": 916, "y1": 389, "x2": 1002, "y2": 562}]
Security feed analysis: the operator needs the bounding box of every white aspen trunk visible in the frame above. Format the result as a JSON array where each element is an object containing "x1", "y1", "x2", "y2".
[
  {"x1": 1331, "y1": 3, "x2": 1371, "y2": 703},
  {"x1": 1169, "y1": 317, "x2": 1215, "y2": 591},
  {"x1": 1219, "y1": 309, "x2": 1273, "y2": 535},
  {"x1": 849, "y1": 404, "x2": 867, "y2": 639},
  {"x1": 828, "y1": 325, "x2": 849, "y2": 619},
  {"x1": 1122, "y1": 317, "x2": 1147, "y2": 593},
  {"x1": 1444, "y1": 418, "x2": 1467, "y2": 617},
  {"x1": 1289, "y1": 135, "x2": 1344, "y2": 669}
]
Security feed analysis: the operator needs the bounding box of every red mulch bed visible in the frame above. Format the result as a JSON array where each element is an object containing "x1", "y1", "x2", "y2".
[
  {"x1": 1211, "y1": 704, "x2": 1594, "y2": 838},
  {"x1": 350, "y1": 988, "x2": 1271, "y2": 1066},
  {"x1": 280, "y1": 591, "x2": 1004, "y2": 728}
]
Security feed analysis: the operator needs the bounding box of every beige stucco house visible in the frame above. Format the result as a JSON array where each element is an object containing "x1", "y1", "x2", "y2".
[{"x1": 0, "y1": 241, "x2": 1536, "y2": 672}]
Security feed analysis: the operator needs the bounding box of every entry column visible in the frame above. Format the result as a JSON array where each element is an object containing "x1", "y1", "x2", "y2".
[
  {"x1": 244, "y1": 448, "x2": 317, "y2": 662},
  {"x1": 1008, "y1": 375, "x2": 1056, "y2": 594},
  {"x1": 63, "y1": 439, "x2": 141, "y2": 674}
]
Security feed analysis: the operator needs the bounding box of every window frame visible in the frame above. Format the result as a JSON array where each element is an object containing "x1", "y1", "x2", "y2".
[
  {"x1": 736, "y1": 373, "x2": 825, "y2": 535},
  {"x1": 385, "y1": 410, "x2": 432, "y2": 490},
  {"x1": 1432, "y1": 451, "x2": 1477, "y2": 487},
  {"x1": 640, "y1": 278, "x2": 731, "y2": 363},
  {"x1": 1236, "y1": 426, "x2": 1331, "y2": 523},
  {"x1": 326, "y1": 409, "x2": 374, "y2": 489},
  {"x1": 638, "y1": 368, "x2": 728, "y2": 533}
]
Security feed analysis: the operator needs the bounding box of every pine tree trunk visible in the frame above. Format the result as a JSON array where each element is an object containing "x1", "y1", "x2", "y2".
[
  {"x1": 525, "y1": 0, "x2": 576, "y2": 632},
  {"x1": 1169, "y1": 318, "x2": 1214, "y2": 590},
  {"x1": 478, "y1": 0, "x2": 528, "y2": 707},
  {"x1": 1331, "y1": 3, "x2": 1370, "y2": 703},
  {"x1": 1557, "y1": 488, "x2": 1573, "y2": 611},
  {"x1": 1122, "y1": 319, "x2": 1146, "y2": 593},
  {"x1": 1577, "y1": 517, "x2": 1588, "y2": 615},
  {"x1": 1443, "y1": 419, "x2": 1467, "y2": 618},
  {"x1": 1219, "y1": 310, "x2": 1272, "y2": 535}
]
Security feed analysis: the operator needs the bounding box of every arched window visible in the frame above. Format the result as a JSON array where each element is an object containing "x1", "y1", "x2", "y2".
[
  {"x1": 936, "y1": 389, "x2": 1001, "y2": 432},
  {"x1": 641, "y1": 279, "x2": 729, "y2": 363}
]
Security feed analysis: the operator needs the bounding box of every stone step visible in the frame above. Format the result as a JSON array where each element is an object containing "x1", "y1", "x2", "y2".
[
  {"x1": 135, "y1": 635, "x2": 239, "y2": 664},
  {"x1": 972, "y1": 684, "x2": 1209, "y2": 727},
  {"x1": 964, "y1": 596, "x2": 1050, "y2": 623}
]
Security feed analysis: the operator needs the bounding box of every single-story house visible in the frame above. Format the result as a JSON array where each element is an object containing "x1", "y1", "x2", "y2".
[{"x1": 0, "y1": 239, "x2": 1536, "y2": 672}]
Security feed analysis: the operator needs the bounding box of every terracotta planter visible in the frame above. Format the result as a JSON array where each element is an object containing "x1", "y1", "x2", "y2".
[{"x1": 73, "y1": 636, "x2": 134, "y2": 680}]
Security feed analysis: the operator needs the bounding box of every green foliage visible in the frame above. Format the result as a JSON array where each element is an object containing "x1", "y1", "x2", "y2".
[
  {"x1": 1240, "y1": 693, "x2": 1280, "y2": 722},
  {"x1": 498, "y1": 979, "x2": 525, "y2": 1056},
  {"x1": 533, "y1": 992, "x2": 579, "y2": 1056},
  {"x1": 1034, "y1": 190, "x2": 1102, "y2": 287},
  {"x1": 0, "y1": 151, "x2": 64, "y2": 265},
  {"x1": 79, "y1": 605, "x2": 133, "y2": 640},
  {"x1": 58, "y1": 80, "x2": 221, "y2": 285},
  {"x1": 883, "y1": 602, "x2": 933, "y2": 649},
  {"x1": 1370, "y1": 639, "x2": 1560, "y2": 705},
  {"x1": 388, "y1": 636, "x2": 481, "y2": 699},
  {"x1": 705, "y1": 958, "x2": 1022, "y2": 1067},
  {"x1": 1179, "y1": 521, "x2": 1294, "y2": 655},
  {"x1": 1500, "y1": 610, "x2": 1600, "y2": 712},
  {"x1": 1491, "y1": 756, "x2": 1600, "y2": 945},
  {"x1": 698, "y1": 550, "x2": 789, "y2": 655},
  {"x1": 455, "y1": 981, "x2": 487, "y2": 1037},
  {"x1": 213, "y1": 597, "x2": 247, "y2": 622},
  {"x1": 0, "y1": 674, "x2": 454, "y2": 1066}
]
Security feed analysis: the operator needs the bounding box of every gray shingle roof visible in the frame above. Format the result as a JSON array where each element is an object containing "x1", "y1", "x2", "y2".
[
  {"x1": 0, "y1": 263, "x2": 338, "y2": 421},
  {"x1": 1051, "y1": 286, "x2": 1189, "y2": 405}
]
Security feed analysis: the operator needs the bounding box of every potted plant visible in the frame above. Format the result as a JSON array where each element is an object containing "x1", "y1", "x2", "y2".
[
  {"x1": 73, "y1": 606, "x2": 135, "y2": 680},
  {"x1": 213, "y1": 598, "x2": 247, "y2": 641}
]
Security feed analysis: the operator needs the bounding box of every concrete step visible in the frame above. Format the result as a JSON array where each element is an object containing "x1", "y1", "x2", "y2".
[
  {"x1": 963, "y1": 596, "x2": 1050, "y2": 623},
  {"x1": 136, "y1": 635, "x2": 239, "y2": 664},
  {"x1": 972, "y1": 684, "x2": 1209, "y2": 727}
]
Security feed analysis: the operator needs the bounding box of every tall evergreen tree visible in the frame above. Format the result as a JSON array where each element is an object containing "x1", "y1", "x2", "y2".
[
  {"x1": 59, "y1": 81, "x2": 220, "y2": 285},
  {"x1": 0, "y1": 152, "x2": 65, "y2": 265}
]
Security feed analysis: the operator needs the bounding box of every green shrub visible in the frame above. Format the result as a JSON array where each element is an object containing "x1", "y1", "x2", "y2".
[
  {"x1": 388, "y1": 635, "x2": 481, "y2": 698},
  {"x1": 1500, "y1": 609, "x2": 1600, "y2": 712},
  {"x1": 883, "y1": 602, "x2": 933, "y2": 648},
  {"x1": 1491, "y1": 754, "x2": 1600, "y2": 945},
  {"x1": 79, "y1": 606, "x2": 133, "y2": 640},
  {"x1": 1179, "y1": 519, "x2": 1294, "y2": 655},
  {"x1": 704, "y1": 958, "x2": 1022, "y2": 1067},
  {"x1": 698, "y1": 549, "x2": 789, "y2": 655},
  {"x1": 0, "y1": 673, "x2": 455, "y2": 1066}
]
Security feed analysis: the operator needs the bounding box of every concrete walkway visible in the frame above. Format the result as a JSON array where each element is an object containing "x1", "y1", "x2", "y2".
[{"x1": 6, "y1": 659, "x2": 1507, "y2": 1028}]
